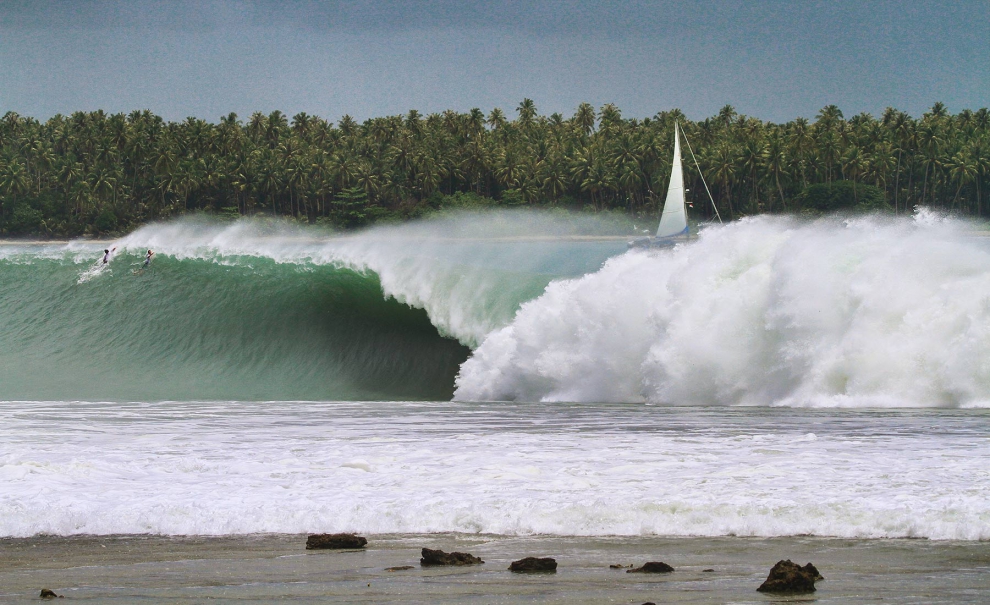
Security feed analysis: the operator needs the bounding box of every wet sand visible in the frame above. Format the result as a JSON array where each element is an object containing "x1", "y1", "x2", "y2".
[{"x1": 1, "y1": 534, "x2": 988, "y2": 603}]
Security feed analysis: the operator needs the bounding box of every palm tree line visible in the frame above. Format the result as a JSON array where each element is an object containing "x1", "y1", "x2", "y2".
[{"x1": 0, "y1": 100, "x2": 987, "y2": 236}]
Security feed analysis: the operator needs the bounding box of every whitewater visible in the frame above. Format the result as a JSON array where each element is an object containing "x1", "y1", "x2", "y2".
[{"x1": 1, "y1": 210, "x2": 989, "y2": 540}]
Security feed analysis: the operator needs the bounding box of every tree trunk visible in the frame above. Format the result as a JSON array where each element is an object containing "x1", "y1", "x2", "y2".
[
  {"x1": 907, "y1": 168, "x2": 914, "y2": 210},
  {"x1": 775, "y1": 171, "x2": 785, "y2": 211},
  {"x1": 893, "y1": 150, "x2": 901, "y2": 214}
]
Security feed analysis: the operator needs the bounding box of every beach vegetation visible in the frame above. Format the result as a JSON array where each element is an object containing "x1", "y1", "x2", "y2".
[{"x1": 0, "y1": 102, "x2": 987, "y2": 236}]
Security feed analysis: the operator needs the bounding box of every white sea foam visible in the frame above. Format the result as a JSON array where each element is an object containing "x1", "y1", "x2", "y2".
[
  {"x1": 455, "y1": 213, "x2": 990, "y2": 407},
  {"x1": 1, "y1": 401, "x2": 987, "y2": 539}
]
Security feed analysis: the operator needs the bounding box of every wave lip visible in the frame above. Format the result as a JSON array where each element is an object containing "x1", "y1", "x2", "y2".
[
  {"x1": 112, "y1": 213, "x2": 627, "y2": 347},
  {"x1": 456, "y1": 214, "x2": 990, "y2": 407}
]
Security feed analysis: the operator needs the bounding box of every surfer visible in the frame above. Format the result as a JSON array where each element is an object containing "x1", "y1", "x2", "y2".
[
  {"x1": 101, "y1": 248, "x2": 115, "y2": 264},
  {"x1": 143, "y1": 249, "x2": 154, "y2": 267}
]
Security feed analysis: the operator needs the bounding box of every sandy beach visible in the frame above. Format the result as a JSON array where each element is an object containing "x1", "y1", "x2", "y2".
[{"x1": 1, "y1": 534, "x2": 988, "y2": 604}]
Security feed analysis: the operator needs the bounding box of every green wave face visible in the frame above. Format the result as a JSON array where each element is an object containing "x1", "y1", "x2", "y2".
[
  {"x1": 0, "y1": 253, "x2": 470, "y2": 401},
  {"x1": 0, "y1": 214, "x2": 631, "y2": 402}
]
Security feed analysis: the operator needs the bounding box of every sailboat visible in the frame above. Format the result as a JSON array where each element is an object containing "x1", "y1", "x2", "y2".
[{"x1": 629, "y1": 122, "x2": 720, "y2": 249}]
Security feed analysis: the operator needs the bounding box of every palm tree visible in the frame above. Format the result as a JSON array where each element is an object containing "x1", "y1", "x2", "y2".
[
  {"x1": 815, "y1": 105, "x2": 844, "y2": 134},
  {"x1": 918, "y1": 122, "x2": 943, "y2": 206},
  {"x1": 764, "y1": 132, "x2": 788, "y2": 211},
  {"x1": 841, "y1": 147, "x2": 865, "y2": 203},
  {"x1": 946, "y1": 151, "x2": 977, "y2": 210},
  {"x1": 486, "y1": 108, "x2": 506, "y2": 131},
  {"x1": 257, "y1": 161, "x2": 283, "y2": 215},
  {"x1": 617, "y1": 162, "x2": 644, "y2": 208},
  {"x1": 710, "y1": 144, "x2": 736, "y2": 219},
  {"x1": 598, "y1": 104, "x2": 622, "y2": 134},
  {"x1": 739, "y1": 138, "x2": 765, "y2": 213},
  {"x1": 573, "y1": 103, "x2": 596, "y2": 137},
  {"x1": 291, "y1": 112, "x2": 312, "y2": 139},
  {"x1": 516, "y1": 99, "x2": 537, "y2": 128},
  {"x1": 540, "y1": 159, "x2": 567, "y2": 203},
  {"x1": 0, "y1": 160, "x2": 30, "y2": 220},
  {"x1": 890, "y1": 111, "x2": 913, "y2": 213},
  {"x1": 354, "y1": 161, "x2": 381, "y2": 203}
]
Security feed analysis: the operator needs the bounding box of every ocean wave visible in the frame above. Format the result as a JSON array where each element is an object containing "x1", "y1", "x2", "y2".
[
  {"x1": 456, "y1": 212, "x2": 990, "y2": 407},
  {"x1": 4, "y1": 210, "x2": 990, "y2": 406}
]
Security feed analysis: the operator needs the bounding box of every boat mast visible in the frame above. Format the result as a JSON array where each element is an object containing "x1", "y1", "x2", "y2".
[{"x1": 681, "y1": 128, "x2": 722, "y2": 224}]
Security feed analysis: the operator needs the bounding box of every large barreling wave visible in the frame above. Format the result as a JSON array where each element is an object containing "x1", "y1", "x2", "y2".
[
  {"x1": 3, "y1": 209, "x2": 990, "y2": 406},
  {"x1": 0, "y1": 211, "x2": 625, "y2": 402}
]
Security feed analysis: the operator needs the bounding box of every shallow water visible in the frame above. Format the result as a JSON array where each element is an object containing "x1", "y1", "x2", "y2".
[{"x1": 1, "y1": 533, "x2": 988, "y2": 604}]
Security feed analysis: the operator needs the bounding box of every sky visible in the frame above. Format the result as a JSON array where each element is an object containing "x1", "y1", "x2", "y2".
[{"x1": 0, "y1": 0, "x2": 987, "y2": 124}]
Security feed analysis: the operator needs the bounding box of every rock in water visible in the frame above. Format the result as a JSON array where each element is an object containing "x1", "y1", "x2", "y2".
[
  {"x1": 420, "y1": 548, "x2": 484, "y2": 566},
  {"x1": 756, "y1": 559, "x2": 819, "y2": 594},
  {"x1": 305, "y1": 533, "x2": 368, "y2": 549},
  {"x1": 39, "y1": 589, "x2": 61, "y2": 598},
  {"x1": 802, "y1": 562, "x2": 824, "y2": 580},
  {"x1": 508, "y1": 557, "x2": 557, "y2": 572},
  {"x1": 385, "y1": 566, "x2": 415, "y2": 572},
  {"x1": 628, "y1": 561, "x2": 675, "y2": 573}
]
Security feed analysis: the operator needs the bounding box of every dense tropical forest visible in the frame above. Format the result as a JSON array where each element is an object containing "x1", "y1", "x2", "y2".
[{"x1": 0, "y1": 101, "x2": 987, "y2": 236}]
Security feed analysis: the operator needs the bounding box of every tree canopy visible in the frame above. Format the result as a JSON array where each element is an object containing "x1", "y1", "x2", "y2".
[{"x1": 0, "y1": 101, "x2": 987, "y2": 236}]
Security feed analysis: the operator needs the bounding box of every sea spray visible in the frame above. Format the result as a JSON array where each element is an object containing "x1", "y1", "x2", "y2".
[{"x1": 455, "y1": 212, "x2": 990, "y2": 407}]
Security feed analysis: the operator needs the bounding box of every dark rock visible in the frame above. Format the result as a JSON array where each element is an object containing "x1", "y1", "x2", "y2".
[
  {"x1": 756, "y1": 559, "x2": 819, "y2": 594},
  {"x1": 508, "y1": 557, "x2": 557, "y2": 572},
  {"x1": 39, "y1": 589, "x2": 62, "y2": 599},
  {"x1": 420, "y1": 548, "x2": 484, "y2": 566},
  {"x1": 642, "y1": 602, "x2": 657, "y2": 605},
  {"x1": 702, "y1": 568, "x2": 715, "y2": 572},
  {"x1": 627, "y1": 561, "x2": 674, "y2": 573},
  {"x1": 802, "y1": 562, "x2": 824, "y2": 580},
  {"x1": 305, "y1": 533, "x2": 367, "y2": 550},
  {"x1": 385, "y1": 566, "x2": 415, "y2": 572}
]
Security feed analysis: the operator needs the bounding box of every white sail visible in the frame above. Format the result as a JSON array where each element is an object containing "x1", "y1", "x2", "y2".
[{"x1": 655, "y1": 122, "x2": 688, "y2": 239}]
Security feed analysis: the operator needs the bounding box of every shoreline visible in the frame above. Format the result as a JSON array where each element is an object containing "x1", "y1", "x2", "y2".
[{"x1": 2, "y1": 533, "x2": 987, "y2": 603}]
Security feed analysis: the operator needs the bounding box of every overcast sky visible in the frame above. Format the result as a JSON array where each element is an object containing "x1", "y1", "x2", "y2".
[{"x1": 1, "y1": 0, "x2": 987, "y2": 124}]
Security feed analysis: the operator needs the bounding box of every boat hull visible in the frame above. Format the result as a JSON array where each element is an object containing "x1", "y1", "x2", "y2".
[{"x1": 627, "y1": 234, "x2": 694, "y2": 249}]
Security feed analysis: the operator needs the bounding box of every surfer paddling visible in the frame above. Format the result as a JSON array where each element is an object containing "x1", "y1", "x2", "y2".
[{"x1": 143, "y1": 250, "x2": 154, "y2": 267}]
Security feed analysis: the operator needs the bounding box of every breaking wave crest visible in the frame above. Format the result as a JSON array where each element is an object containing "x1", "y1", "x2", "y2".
[{"x1": 455, "y1": 212, "x2": 990, "y2": 407}]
